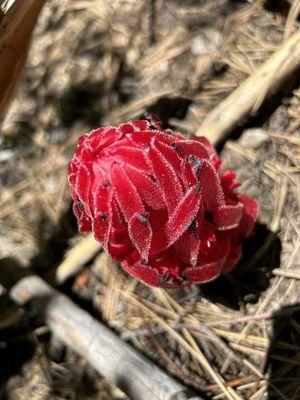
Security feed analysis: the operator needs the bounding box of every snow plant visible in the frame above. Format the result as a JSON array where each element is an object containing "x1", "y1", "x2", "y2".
[{"x1": 69, "y1": 118, "x2": 258, "y2": 288}]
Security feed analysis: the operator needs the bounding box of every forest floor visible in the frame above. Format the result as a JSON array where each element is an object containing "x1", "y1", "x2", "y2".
[{"x1": 0, "y1": 1, "x2": 300, "y2": 399}]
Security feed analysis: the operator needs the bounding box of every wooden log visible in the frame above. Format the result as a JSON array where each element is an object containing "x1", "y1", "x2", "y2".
[
  {"x1": 196, "y1": 29, "x2": 300, "y2": 145},
  {"x1": 9, "y1": 275, "x2": 203, "y2": 400}
]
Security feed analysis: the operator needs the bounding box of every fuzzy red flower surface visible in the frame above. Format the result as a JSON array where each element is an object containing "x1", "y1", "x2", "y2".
[{"x1": 68, "y1": 119, "x2": 258, "y2": 288}]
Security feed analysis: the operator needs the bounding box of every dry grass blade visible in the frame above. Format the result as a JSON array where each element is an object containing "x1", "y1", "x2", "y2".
[
  {"x1": 106, "y1": 88, "x2": 175, "y2": 124},
  {"x1": 270, "y1": 174, "x2": 288, "y2": 232},
  {"x1": 0, "y1": 0, "x2": 46, "y2": 120},
  {"x1": 272, "y1": 268, "x2": 300, "y2": 279},
  {"x1": 284, "y1": 0, "x2": 300, "y2": 39},
  {"x1": 122, "y1": 292, "x2": 242, "y2": 400},
  {"x1": 269, "y1": 133, "x2": 300, "y2": 146}
]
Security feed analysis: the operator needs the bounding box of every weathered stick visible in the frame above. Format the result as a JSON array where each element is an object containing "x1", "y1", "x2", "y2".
[
  {"x1": 9, "y1": 275, "x2": 203, "y2": 400},
  {"x1": 56, "y1": 233, "x2": 100, "y2": 283},
  {"x1": 196, "y1": 29, "x2": 300, "y2": 144},
  {"x1": 0, "y1": 0, "x2": 46, "y2": 120}
]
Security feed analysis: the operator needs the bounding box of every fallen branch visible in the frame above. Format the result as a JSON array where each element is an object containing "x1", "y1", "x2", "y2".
[
  {"x1": 8, "y1": 274, "x2": 203, "y2": 400},
  {"x1": 196, "y1": 29, "x2": 300, "y2": 144}
]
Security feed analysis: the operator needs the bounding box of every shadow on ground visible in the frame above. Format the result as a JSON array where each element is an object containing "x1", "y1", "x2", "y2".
[
  {"x1": 266, "y1": 303, "x2": 300, "y2": 399},
  {"x1": 0, "y1": 258, "x2": 35, "y2": 399},
  {"x1": 200, "y1": 223, "x2": 282, "y2": 309}
]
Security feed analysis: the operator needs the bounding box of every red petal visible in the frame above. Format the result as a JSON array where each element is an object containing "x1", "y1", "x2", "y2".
[
  {"x1": 92, "y1": 185, "x2": 113, "y2": 246},
  {"x1": 151, "y1": 185, "x2": 201, "y2": 254},
  {"x1": 199, "y1": 160, "x2": 224, "y2": 209},
  {"x1": 125, "y1": 166, "x2": 165, "y2": 209},
  {"x1": 154, "y1": 139, "x2": 181, "y2": 175},
  {"x1": 184, "y1": 261, "x2": 223, "y2": 283},
  {"x1": 68, "y1": 160, "x2": 78, "y2": 186},
  {"x1": 197, "y1": 227, "x2": 229, "y2": 263},
  {"x1": 166, "y1": 185, "x2": 201, "y2": 241},
  {"x1": 190, "y1": 135, "x2": 216, "y2": 158},
  {"x1": 148, "y1": 208, "x2": 169, "y2": 234},
  {"x1": 110, "y1": 164, "x2": 144, "y2": 221},
  {"x1": 118, "y1": 122, "x2": 135, "y2": 134},
  {"x1": 88, "y1": 127, "x2": 117, "y2": 152},
  {"x1": 213, "y1": 203, "x2": 243, "y2": 230},
  {"x1": 108, "y1": 209, "x2": 132, "y2": 261},
  {"x1": 107, "y1": 146, "x2": 150, "y2": 173},
  {"x1": 128, "y1": 213, "x2": 153, "y2": 261},
  {"x1": 131, "y1": 119, "x2": 150, "y2": 131},
  {"x1": 221, "y1": 170, "x2": 241, "y2": 197},
  {"x1": 75, "y1": 163, "x2": 92, "y2": 215},
  {"x1": 73, "y1": 200, "x2": 92, "y2": 232},
  {"x1": 111, "y1": 198, "x2": 125, "y2": 230},
  {"x1": 181, "y1": 159, "x2": 197, "y2": 189},
  {"x1": 122, "y1": 261, "x2": 160, "y2": 287},
  {"x1": 175, "y1": 229, "x2": 200, "y2": 266},
  {"x1": 108, "y1": 236, "x2": 132, "y2": 261},
  {"x1": 146, "y1": 138, "x2": 183, "y2": 214},
  {"x1": 127, "y1": 130, "x2": 177, "y2": 148},
  {"x1": 176, "y1": 140, "x2": 209, "y2": 160}
]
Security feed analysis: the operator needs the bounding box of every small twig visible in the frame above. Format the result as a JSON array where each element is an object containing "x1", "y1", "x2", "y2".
[
  {"x1": 206, "y1": 312, "x2": 272, "y2": 327},
  {"x1": 149, "y1": 0, "x2": 157, "y2": 45},
  {"x1": 146, "y1": 325, "x2": 207, "y2": 392},
  {"x1": 272, "y1": 268, "x2": 300, "y2": 279},
  {"x1": 56, "y1": 234, "x2": 100, "y2": 283},
  {"x1": 204, "y1": 374, "x2": 256, "y2": 392}
]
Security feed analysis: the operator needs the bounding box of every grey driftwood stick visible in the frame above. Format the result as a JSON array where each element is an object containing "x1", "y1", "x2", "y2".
[
  {"x1": 197, "y1": 29, "x2": 300, "y2": 144},
  {"x1": 9, "y1": 275, "x2": 202, "y2": 400}
]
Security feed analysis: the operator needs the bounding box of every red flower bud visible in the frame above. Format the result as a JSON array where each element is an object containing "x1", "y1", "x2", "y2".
[{"x1": 69, "y1": 119, "x2": 258, "y2": 288}]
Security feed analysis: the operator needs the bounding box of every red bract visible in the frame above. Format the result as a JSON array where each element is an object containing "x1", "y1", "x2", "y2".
[{"x1": 69, "y1": 119, "x2": 258, "y2": 288}]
